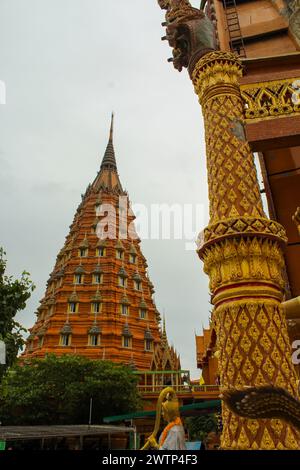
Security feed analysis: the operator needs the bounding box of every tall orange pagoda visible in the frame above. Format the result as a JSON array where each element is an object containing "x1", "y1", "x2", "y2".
[{"x1": 23, "y1": 115, "x2": 180, "y2": 372}]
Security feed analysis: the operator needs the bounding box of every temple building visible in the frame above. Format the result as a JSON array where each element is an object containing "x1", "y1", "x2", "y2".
[
  {"x1": 209, "y1": 0, "x2": 300, "y2": 299},
  {"x1": 195, "y1": 327, "x2": 217, "y2": 384},
  {"x1": 196, "y1": 0, "x2": 300, "y2": 386},
  {"x1": 23, "y1": 115, "x2": 180, "y2": 372},
  {"x1": 155, "y1": 0, "x2": 300, "y2": 448}
]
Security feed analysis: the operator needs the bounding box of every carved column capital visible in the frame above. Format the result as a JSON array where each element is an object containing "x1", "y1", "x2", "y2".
[{"x1": 191, "y1": 51, "x2": 243, "y2": 105}]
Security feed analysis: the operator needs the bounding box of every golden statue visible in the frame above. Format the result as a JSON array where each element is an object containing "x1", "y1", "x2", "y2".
[{"x1": 141, "y1": 387, "x2": 186, "y2": 450}]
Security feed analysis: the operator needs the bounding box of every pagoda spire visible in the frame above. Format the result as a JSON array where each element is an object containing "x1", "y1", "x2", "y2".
[
  {"x1": 101, "y1": 112, "x2": 117, "y2": 171},
  {"x1": 109, "y1": 112, "x2": 114, "y2": 142},
  {"x1": 161, "y1": 315, "x2": 168, "y2": 349},
  {"x1": 93, "y1": 113, "x2": 123, "y2": 193}
]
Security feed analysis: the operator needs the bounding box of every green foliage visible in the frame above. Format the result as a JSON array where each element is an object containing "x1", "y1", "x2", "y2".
[
  {"x1": 0, "y1": 354, "x2": 141, "y2": 425},
  {"x1": 0, "y1": 248, "x2": 35, "y2": 380},
  {"x1": 185, "y1": 414, "x2": 218, "y2": 441}
]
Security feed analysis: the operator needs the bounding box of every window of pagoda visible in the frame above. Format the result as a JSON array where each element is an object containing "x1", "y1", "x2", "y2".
[
  {"x1": 88, "y1": 333, "x2": 100, "y2": 346},
  {"x1": 91, "y1": 302, "x2": 101, "y2": 313},
  {"x1": 122, "y1": 336, "x2": 132, "y2": 348},
  {"x1": 129, "y1": 253, "x2": 137, "y2": 264},
  {"x1": 116, "y1": 249, "x2": 124, "y2": 260},
  {"x1": 38, "y1": 336, "x2": 44, "y2": 348},
  {"x1": 74, "y1": 274, "x2": 84, "y2": 284},
  {"x1": 60, "y1": 334, "x2": 71, "y2": 347},
  {"x1": 118, "y1": 276, "x2": 127, "y2": 288},
  {"x1": 93, "y1": 273, "x2": 103, "y2": 284},
  {"x1": 139, "y1": 308, "x2": 147, "y2": 319},
  {"x1": 38, "y1": 310, "x2": 45, "y2": 321},
  {"x1": 145, "y1": 339, "x2": 153, "y2": 352},
  {"x1": 134, "y1": 280, "x2": 142, "y2": 291},
  {"x1": 79, "y1": 248, "x2": 88, "y2": 257},
  {"x1": 121, "y1": 304, "x2": 129, "y2": 316},
  {"x1": 68, "y1": 302, "x2": 78, "y2": 313},
  {"x1": 96, "y1": 247, "x2": 106, "y2": 257}
]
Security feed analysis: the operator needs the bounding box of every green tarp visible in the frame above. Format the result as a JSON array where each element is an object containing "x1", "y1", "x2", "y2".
[{"x1": 104, "y1": 399, "x2": 221, "y2": 423}]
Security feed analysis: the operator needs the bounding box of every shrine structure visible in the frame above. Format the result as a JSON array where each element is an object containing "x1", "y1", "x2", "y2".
[{"x1": 157, "y1": 0, "x2": 300, "y2": 449}]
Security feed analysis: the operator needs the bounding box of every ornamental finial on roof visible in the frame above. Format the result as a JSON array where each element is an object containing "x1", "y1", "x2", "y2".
[
  {"x1": 100, "y1": 113, "x2": 117, "y2": 170},
  {"x1": 109, "y1": 112, "x2": 114, "y2": 142}
]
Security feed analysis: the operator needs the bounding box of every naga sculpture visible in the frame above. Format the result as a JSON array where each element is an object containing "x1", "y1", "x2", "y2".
[
  {"x1": 221, "y1": 386, "x2": 300, "y2": 432},
  {"x1": 158, "y1": 0, "x2": 216, "y2": 73}
]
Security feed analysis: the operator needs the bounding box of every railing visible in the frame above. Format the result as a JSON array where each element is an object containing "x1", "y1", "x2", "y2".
[
  {"x1": 137, "y1": 384, "x2": 220, "y2": 394},
  {"x1": 135, "y1": 370, "x2": 220, "y2": 396},
  {"x1": 138, "y1": 384, "x2": 191, "y2": 394},
  {"x1": 192, "y1": 385, "x2": 220, "y2": 393}
]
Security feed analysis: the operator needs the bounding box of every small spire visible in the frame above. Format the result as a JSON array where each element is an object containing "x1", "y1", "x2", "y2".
[
  {"x1": 109, "y1": 112, "x2": 114, "y2": 142},
  {"x1": 100, "y1": 113, "x2": 117, "y2": 171},
  {"x1": 161, "y1": 314, "x2": 168, "y2": 348}
]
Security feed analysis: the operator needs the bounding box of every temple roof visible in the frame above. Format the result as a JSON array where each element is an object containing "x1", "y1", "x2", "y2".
[{"x1": 195, "y1": 327, "x2": 216, "y2": 368}]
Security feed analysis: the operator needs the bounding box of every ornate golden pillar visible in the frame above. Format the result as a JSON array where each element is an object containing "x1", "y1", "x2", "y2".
[
  {"x1": 193, "y1": 51, "x2": 299, "y2": 449},
  {"x1": 156, "y1": 1, "x2": 300, "y2": 449}
]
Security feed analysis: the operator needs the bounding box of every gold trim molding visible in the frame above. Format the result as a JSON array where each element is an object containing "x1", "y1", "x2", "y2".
[
  {"x1": 201, "y1": 237, "x2": 286, "y2": 294},
  {"x1": 240, "y1": 78, "x2": 300, "y2": 121},
  {"x1": 197, "y1": 216, "x2": 287, "y2": 253}
]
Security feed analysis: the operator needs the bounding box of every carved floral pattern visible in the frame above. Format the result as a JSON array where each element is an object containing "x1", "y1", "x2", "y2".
[
  {"x1": 214, "y1": 300, "x2": 299, "y2": 449},
  {"x1": 240, "y1": 78, "x2": 300, "y2": 121},
  {"x1": 190, "y1": 51, "x2": 299, "y2": 449}
]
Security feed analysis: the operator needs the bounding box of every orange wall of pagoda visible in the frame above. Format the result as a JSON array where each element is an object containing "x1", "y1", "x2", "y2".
[{"x1": 23, "y1": 191, "x2": 161, "y2": 369}]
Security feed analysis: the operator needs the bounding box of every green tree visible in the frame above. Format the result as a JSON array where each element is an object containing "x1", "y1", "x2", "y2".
[
  {"x1": 0, "y1": 355, "x2": 141, "y2": 425},
  {"x1": 0, "y1": 248, "x2": 35, "y2": 381},
  {"x1": 185, "y1": 414, "x2": 218, "y2": 441}
]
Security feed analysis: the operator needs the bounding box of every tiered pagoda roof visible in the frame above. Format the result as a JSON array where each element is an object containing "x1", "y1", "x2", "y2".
[{"x1": 23, "y1": 115, "x2": 180, "y2": 371}]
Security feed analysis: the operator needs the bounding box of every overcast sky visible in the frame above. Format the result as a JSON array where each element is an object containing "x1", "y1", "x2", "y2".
[{"x1": 0, "y1": 0, "x2": 216, "y2": 379}]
